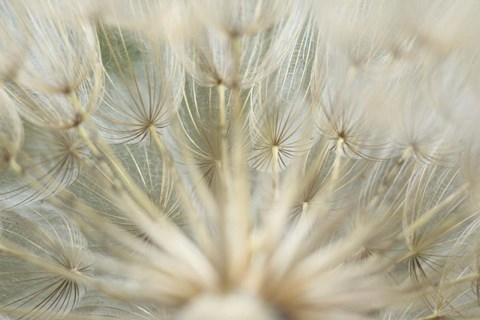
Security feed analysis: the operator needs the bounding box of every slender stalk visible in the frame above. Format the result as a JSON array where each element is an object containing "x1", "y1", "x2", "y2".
[
  {"x1": 272, "y1": 145, "x2": 280, "y2": 198},
  {"x1": 148, "y1": 126, "x2": 216, "y2": 263}
]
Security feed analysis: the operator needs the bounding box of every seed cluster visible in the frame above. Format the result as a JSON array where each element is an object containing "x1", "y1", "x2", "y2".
[{"x1": 1, "y1": 1, "x2": 480, "y2": 319}]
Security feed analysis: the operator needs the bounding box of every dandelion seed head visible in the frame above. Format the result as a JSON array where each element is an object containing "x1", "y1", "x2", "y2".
[{"x1": 1, "y1": 1, "x2": 480, "y2": 319}]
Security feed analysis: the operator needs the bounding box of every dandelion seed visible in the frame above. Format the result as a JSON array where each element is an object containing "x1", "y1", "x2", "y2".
[
  {"x1": 94, "y1": 25, "x2": 183, "y2": 144},
  {"x1": 0, "y1": 123, "x2": 87, "y2": 209},
  {"x1": 249, "y1": 18, "x2": 316, "y2": 175},
  {"x1": 166, "y1": 0, "x2": 309, "y2": 88},
  {"x1": 0, "y1": 206, "x2": 92, "y2": 320},
  {"x1": 5, "y1": 2, "x2": 103, "y2": 129}
]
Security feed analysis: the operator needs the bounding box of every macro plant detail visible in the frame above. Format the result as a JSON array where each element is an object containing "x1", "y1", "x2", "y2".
[{"x1": 1, "y1": 0, "x2": 480, "y2": 319}]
